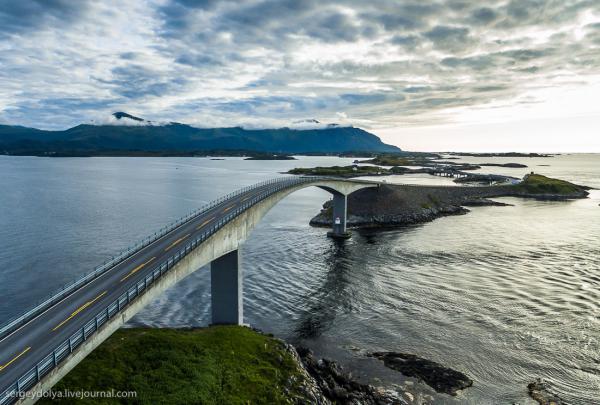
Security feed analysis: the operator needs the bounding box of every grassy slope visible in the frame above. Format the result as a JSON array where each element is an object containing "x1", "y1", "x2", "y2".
[
  {"x1": 40, "y1": 326, "x2": 305, "y2": 405},
  {"x1": 514, "y1": 173, "x2": 584, "y2": 195}
]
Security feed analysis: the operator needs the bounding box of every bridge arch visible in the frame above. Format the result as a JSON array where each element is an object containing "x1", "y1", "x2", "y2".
[{"x1": 205, "y1": 178, "x2": 378, "y2": 324}]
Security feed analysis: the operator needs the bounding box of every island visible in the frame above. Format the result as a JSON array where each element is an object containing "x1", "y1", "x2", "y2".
[
  {"x1": 446, "y1": 152, "x2": 553, "y2": 158},
  {"x1": 358, "y1": 155, "x2": 527, "y2": 169},
  {"x1": 244, "y1": 153, "x2": 296, "y2": 160},
  {"x1": 287, "y1": 163, "x2": 518, "y2": 184},
  {"x1": 307, "y1": 174, "x2": 589, "y2": 229},
  {"x1": 477, "y1": 162, "x2": 528, "y2": 168},
  {"x1": 288, "y1": 165, "x2": 393, "y2": 177}
]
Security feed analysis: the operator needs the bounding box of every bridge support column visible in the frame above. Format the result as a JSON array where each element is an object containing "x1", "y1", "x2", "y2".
[
  {"x1": 327, "y1": 193, "x2": 351, "y2": 239},
  {"x1": 211, "y1": 249, "x2": 243, "y2": 325}
]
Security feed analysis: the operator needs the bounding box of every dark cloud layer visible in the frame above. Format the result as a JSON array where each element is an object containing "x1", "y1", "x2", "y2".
[
  {"x1": 0, "y1": 0, "x2": 93, "y2": 37},
  {"x1": 0, "y1": 0, "x2": 599, "y2": 130}
]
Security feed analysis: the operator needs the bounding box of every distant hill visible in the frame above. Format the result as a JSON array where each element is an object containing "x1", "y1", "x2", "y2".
[{"x1": 0, "y1": 113, "x2": 400, "y2": 155}]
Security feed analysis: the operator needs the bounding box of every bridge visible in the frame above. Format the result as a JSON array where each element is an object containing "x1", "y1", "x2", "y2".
[{"x1": 0, "y1": 176, "x2": 380, "y2": 404}]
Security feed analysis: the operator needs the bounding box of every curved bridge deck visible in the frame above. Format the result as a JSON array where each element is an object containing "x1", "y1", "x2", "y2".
[{"x1": 0, "y1": 176, "x2": 380, "y2": 404}]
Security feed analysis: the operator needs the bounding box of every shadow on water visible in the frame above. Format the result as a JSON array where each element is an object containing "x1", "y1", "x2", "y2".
[
  {"x1": 293, "y1": 238, "x2": 355, "y2": 338},
  {"x1": 293, "y1": 235, "x2": 381, "y2": 339}
]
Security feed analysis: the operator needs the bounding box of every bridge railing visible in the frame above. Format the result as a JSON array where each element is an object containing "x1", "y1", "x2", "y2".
[
  {"x1": 0, "y1": 176, "x2": 319, "y2": 343},
  {"x1": 0, "y1": 175, "x2": 319, "y2": 405}
]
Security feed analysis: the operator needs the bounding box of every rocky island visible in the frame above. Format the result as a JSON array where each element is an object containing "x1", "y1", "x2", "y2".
[
  {"x1": 244, "y1": 153, "x2": 296, "y2": 160},
  {"x1": 287, "y1": 154, "x2": 529, "y2": 184},
  {"x1": 307, "y1": 174, "x2": 589, "y2": 229}
]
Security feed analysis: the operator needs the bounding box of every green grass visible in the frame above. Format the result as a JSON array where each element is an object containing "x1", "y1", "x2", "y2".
[
  {"x1": 288, "y1": 165, "x2": 388, "y2": 176},
  {"x1": 40, "y1": 326, "x2": 305, "y2": 405},
  {"x1": 514, "y1": 173, "x2": 583, "y2": 195},
  {"x1": 360, "y1": 156, "x2": 411, "y2": 166}
]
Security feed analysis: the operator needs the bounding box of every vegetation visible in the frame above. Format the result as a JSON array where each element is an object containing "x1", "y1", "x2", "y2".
[
  {"x1": 339, "y1": 151, "x2": 439, "y2": 159},
  {"x1": 448, "y1": 152, "x2": 552, "y2": 158},
  {"x1": 0, "y1": 114, "x2": 400, "y2": 155},
  {"x1": 40, "y1": 326, "x2": 306, "y2": 404},
  {"x1": 358, "y1": 155, "x2": 412, "y2": 166},
  {"x1": 514, "y1": 173, "x2": 585, "y2": 195},
  {"x1": 288, "y1": 165, "x2": 389, "y2": 176},
  {"x1": 244, "y1": 153, "x2": 296, "y2": 160}
]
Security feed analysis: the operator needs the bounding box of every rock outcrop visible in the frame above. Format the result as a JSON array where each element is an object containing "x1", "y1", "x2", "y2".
[
  {"x1": 309, "y1": 182, "x2": 588, "y2": 229},
  {"x1": 369, "y1": 352, "x2": 473, "y2": 396},
  {"x1": 296, "y1": 347, "x2": 408, "y2": 405},
  {"x1": 527, "y1": 378, "x2": 565, "y2": 405}
]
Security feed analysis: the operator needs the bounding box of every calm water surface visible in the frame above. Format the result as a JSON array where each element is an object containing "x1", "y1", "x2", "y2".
[{"x1": 0, "y1": 154, "x2": 598, "y2": 404}]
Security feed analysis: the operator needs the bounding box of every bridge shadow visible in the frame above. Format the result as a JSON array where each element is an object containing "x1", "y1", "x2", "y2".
[{"x1": 293, "y1": 237, "x2": 369, "y2": 339}]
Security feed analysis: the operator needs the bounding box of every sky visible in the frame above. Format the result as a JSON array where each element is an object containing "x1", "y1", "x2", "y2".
[{"x1": 0, "y1": 0, "x2": 599, "y2": 152}]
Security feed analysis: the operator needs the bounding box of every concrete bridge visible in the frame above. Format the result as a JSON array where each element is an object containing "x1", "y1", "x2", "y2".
[{"x1": 0, "y1": 176, "x2": 380, "y2": 404}]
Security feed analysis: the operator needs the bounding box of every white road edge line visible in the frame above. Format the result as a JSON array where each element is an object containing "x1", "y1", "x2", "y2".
[{"x1": 0, "y1": 197, "x2": 240, "y2": 346}]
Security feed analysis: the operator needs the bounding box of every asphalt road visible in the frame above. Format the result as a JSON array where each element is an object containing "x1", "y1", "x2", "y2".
[{"x1": 0, "y1": 181, "x2": 279, "y2": 395}]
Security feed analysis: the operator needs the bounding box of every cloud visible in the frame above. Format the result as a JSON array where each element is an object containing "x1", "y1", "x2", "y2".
[
  {"x1": 0, "y1": 0, "x2": 94, "y2": 38},
  {"x1": 95, "y1": 65, "x2": 189, "y2": 99},
  {"x1": 423, "y1": 25, "x2": 472, "y2": 52},
  {"x1": 0, "y1": 0, "x2": 599, "y2": 136},
  {"x1": 469, "y1": 7, "x2": 499, "y2": 25}
]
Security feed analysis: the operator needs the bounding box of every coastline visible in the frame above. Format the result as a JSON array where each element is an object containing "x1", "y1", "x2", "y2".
[
  {"x1": 308, "y1": 182, "x2": 589, "y2": 230},
  {"x1": 42, "y1": 326, "x2": 566, "y2": 404},
  {"x1": 40, "y1": 326, "x2": 476, "y2": 405}
]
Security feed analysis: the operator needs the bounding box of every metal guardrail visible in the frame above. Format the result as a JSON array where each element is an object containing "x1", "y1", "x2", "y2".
[
  {"x1": 0, "y1": 177, "x2": 309, "y2": 343},
  {"x1": 0, "y1": 175, "x2": 318, "y2": 405}
]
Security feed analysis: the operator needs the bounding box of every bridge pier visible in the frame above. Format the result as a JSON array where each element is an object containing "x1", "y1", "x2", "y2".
[
  {"x1": 327, "y1": 193, "x2": 351, "y2": 239},
  {"x1": 210, "y1": 249, "x2": 243, "y2": 325}
]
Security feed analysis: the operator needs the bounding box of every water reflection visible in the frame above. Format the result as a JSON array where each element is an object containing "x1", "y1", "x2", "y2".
[{"x1": 294, "y1": 239, "x2": 355, "y2": 338}]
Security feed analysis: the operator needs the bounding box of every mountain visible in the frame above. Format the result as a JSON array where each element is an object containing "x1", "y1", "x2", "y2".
[
  {"x1": 112, "y1": 111, "x2": 144, "y2": 122},
  {"x1": 0, "y1": 114, "x2": 401, "y2": 155}
]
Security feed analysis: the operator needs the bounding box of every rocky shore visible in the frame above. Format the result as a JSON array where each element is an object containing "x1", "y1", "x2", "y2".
[
  {"x1": 291, "y1": 346, "x2": 407, "y2": 404},
  {"x1": 369, "y1": 352, "x2": 473, "y2": 396},
  {"x1": 309, "y1": 177, "x2": 589, "y2": 229},
  {"x1": 45, "y1": 325, "x2": 473, "y2": 404},
  {"x1": 43, "y1": 324, "x2": 566, "y2": 404},
  {"x1": 291, "y1": 346, "x2": 475, "y2": 404},
  {"x1": 527, "y1": 378, "x2": 565, "y2": 405}
]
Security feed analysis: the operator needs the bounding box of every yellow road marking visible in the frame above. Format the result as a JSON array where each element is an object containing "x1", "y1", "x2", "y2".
[
  {"x1": 241, "y1": 196, "x2": 251, "y2": 202},
  {"x1": 52, "y1": 291, "x2": 107, "y2": 332},
  {"x1": 120, "y1": 257, "x2": 156, "y2": 282},
  {"x1": 164, "y1": 234, "x2": 190, "y2": 252},
  {"x1": 0, "y1": 347, "x2": 31, "y2": 372},
  {"x1": 223, "y1": 205, "x2": 234, "y2": 213},
  {"x1": 197, "y1": 217, "x2": 215, "y2": 230}
]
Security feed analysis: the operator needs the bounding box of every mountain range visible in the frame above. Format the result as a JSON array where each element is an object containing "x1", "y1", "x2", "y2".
[{"x1": 0, "y1": 113, "x2": 400, "y2": 156}]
